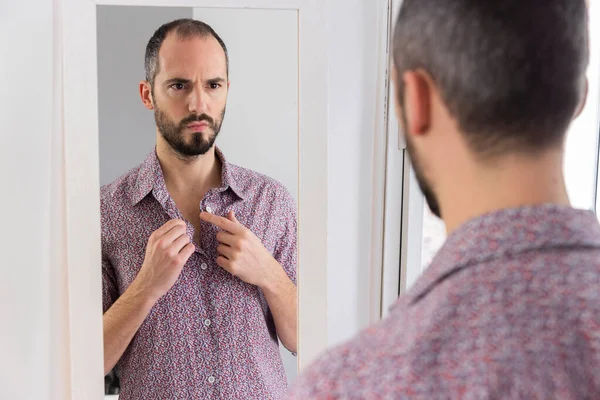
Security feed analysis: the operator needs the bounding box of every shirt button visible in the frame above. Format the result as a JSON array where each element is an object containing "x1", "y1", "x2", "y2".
[
  {"x1": 204, "y1": 319, "x2": 211, "y2": 327},
  {"x1": 208, "y1": 376, "x2": 215, "y2": 384},
  {"x1": 201, "y1": 263, "x2": 208, "y2": 270},
  {"x1": 205, "y1": 206, "x2": 213, "y2": 213}
]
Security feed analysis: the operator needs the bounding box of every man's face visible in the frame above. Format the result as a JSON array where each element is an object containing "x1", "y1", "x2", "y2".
[
  {"x1": 150, "y1": 34, "x2": 229, "y2": 157},
  {"x1": 393, "y1": 68, "x2": 441, "y2": 218}
]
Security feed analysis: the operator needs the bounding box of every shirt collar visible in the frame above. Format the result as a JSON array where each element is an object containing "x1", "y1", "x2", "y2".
[
  {"x1": 130, "y1": 146, "x2": 246, "y2": 206},
  {"x1": 403, "y1": 204, "x2": 600, "y2": 306}
]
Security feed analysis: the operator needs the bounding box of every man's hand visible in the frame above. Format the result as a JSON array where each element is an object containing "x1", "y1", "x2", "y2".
[
  {"x1": 135, "y1": 219, "x2": 195, "y2": 300},
  {"x1": 200, "y1": 210, "x2": 298, "y2": 352},
  {"x1": 199, "y1": 210, "x2": 284, "y2": 289},
  {"x1": 103, "y1": 219, "x2": 195, "y2": 374}
]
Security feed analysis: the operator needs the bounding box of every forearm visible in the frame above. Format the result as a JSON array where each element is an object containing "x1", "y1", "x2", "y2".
[
  {"x1": 261, "y1": 266, "x2": 298, "y2": 353},
  {"x1": 103, "y1": 279, "x2": 158, "y2": 374}
]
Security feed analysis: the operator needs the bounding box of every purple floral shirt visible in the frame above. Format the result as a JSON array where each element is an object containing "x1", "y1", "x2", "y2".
[
  {"x1": 101, "y1": 148, "x2": 297, "y2": 399},
  {"x1": 289, "y1": 205, "x2": 600, "y2": 399}
]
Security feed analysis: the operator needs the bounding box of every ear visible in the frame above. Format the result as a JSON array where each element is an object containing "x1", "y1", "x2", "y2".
[
  {"x1": 574, "y1": 77, "x2": 588, "y2": 118},
  {"x1": 402, "y1": 70, "x2": 432, "y2": 138},
  {"x1": 139, "y1": 81, "x2": 154, "y2": 110}
]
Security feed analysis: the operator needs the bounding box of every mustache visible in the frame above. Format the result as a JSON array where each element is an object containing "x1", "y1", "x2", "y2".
[{"x1": 180, "y1": 113, "x2": 215, "y2": 127}]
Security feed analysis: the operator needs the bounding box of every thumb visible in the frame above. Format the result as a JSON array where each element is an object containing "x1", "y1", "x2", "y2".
[{"x1": 228, "y1": 210, "x2": 240, "y2": 223}]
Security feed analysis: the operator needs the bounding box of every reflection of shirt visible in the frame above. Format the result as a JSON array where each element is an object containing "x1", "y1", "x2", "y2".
[
  {"x1": 101, "y1": 147, "x2": 297, "y2": 400},
  {"x1": 289, "y1": 205, "x2": 600, "y2": 399}
]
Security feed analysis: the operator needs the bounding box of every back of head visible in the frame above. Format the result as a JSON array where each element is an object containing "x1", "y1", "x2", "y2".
[{"x1": 393, "y1": 0, "x2": 589, "y2": 157}]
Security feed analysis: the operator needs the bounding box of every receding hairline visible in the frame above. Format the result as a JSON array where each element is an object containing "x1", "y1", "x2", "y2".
[
  {"x1": 145, "y1": 19, "x2": 229, "y2": 85},
  {"x1": 152, "y1": 30, "x2": 228, "y2": 82}
]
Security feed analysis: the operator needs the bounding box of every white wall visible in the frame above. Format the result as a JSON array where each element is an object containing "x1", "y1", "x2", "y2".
[
  {"x1": 565, "y1": 0, "x2": 600, "y2": 212},
  {"x1": 0, "y1": 1, "x2": 70, "y2": 399},
  {"x1": 326, "y1": 0, "x2": 381, "y2": 347}
]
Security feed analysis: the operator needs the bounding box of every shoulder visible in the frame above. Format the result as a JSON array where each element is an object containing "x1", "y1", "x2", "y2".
[
  {"x1": 289, "y1": 322, "x2": 394, "y2": 398},
  {"x1": 229, "y1": 163, "x2": 296, "y2": 208},
  {"x1": 100, "y1": 164, "x2": 143, "y2": 219}
]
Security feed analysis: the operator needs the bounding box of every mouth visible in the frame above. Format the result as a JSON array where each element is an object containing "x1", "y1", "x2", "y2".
[{"x1": 186, "y1": 121, "x2": 210, "y2": 130}]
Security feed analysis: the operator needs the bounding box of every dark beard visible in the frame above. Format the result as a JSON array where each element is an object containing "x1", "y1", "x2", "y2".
[
  {"x1": 154, "y1": 103, "x2": 226, "y2": 158},
  {"x1": 401, "y1": 109, "x2": 442, "y2": 218}
]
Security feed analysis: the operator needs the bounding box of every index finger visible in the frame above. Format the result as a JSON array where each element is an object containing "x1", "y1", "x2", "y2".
[
  {"x1": 154, "y1": 219, "x2": 186, "y2": 237},
  {"x1": 200, "y1": 212, "x2": 241, "y2": 234}
]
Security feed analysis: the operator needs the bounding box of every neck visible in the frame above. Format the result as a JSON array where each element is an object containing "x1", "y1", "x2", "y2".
[
  {"x1": 155, "y1": 135, "x2": 222, "y2": 199},
  {"x1": 439, "y1": 147, "x2": 570, "y2": 234}
]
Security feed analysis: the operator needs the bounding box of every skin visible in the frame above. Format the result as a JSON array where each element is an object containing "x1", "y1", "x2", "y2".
[
  {"x1": 392, "y1": 66, "x2": 587, "y2": 235},
  {"x1": 102, "y1": 33, "x2": 297, "y2": 375}
]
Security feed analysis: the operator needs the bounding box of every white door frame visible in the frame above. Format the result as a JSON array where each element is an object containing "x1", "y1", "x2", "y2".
[
  {"x1": 375, "y1": 0, "x2": 428, "y2": 317},
  {"x1": 367, "y1": 0, "x2": 393, "y2": 324},
  {"x1": 60, "y1": 0, "x2": 327, "y2": 397},
  {"x1": 370, "y1": 0, "x2": 412, "y2": 318}
]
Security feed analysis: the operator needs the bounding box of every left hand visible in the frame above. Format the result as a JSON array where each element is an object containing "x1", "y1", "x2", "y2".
[{"x1": 199, "y1": 210, "x2": 282, "y2": 288}]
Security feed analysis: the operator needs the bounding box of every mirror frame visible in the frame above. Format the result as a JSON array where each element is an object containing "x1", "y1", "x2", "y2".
[{"x1": 60, "y1": 0, "x2": 328, "y2": 396}]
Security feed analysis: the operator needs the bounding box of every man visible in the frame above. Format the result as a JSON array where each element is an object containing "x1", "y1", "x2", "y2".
[
  {"x1": 290, "y1": 0, "x2": 600, "y2": 398},
  {"x1": 101, "y1": 19, "x2": 297, "y2": 399}
]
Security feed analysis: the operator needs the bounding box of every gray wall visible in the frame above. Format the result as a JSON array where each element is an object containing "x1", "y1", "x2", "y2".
[{"x1": 97, "y1": 6, "x2": 192, "y2": 186}]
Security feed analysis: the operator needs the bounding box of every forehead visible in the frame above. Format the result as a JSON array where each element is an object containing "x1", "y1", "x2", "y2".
[{"x1": 157, "y1": 33, "x2": 227, "y2": 79}]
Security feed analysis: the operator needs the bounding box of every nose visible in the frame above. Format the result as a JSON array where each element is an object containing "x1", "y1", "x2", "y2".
[{"x1": 188, "y1": 86, "x2": 209, "y2": 115}]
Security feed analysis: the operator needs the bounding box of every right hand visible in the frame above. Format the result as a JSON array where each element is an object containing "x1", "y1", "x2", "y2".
[{"x1": 135, "y1": 219, "x2": 195, "y2": 300}]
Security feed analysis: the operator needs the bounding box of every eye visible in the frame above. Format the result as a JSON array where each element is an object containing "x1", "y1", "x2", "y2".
[
  {"x1": 170, "y1": 83, "x2": 186, "y2": 91},
  {"x1": 209, "y1": 83, "x2": 222, "y2": 90}
]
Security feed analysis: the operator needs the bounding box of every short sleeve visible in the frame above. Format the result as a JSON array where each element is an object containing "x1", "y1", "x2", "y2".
[
  {"x1": 272, "y1": 188, "x2": 297, "y2": 286},
  {"x1": 102, "y1": 254, "x2": 118, "y2": 314}
]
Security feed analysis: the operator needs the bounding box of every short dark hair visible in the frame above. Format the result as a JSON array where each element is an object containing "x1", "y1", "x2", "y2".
[
  {"x1": 144, "y1": 18, "x2": 229, "y2": 86},
  {"x1": 393, "y1": 0, "x2": 589, "y2": 156}
]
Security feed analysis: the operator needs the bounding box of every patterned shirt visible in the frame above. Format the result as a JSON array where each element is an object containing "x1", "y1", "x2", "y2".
[
  {"x1": 289, "y1": 205, "x2": 600, "y2": 399},
  {"x1": 101, "y1": 148, "x2": 297, "y2": 400}
]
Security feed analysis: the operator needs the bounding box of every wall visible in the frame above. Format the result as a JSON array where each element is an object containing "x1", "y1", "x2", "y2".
[
  {"x1": 98, "y1": 6, "x2": 192, "y2": 186},
  {"x1": 564, "y1": 0, "x2": 600, "y2": 211},
  {"x1": 326, "y1": 0, "x2": 381, "y2": 347},
  {"x1": 0, "y1": 1, "x2": 70, "y2": 399}
]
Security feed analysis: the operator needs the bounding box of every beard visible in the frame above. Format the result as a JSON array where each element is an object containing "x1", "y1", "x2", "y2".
[
  {"x1": 400, "y1": 108, "x2": 442, "y2": 219},
  {"x1": 154, "y1": 101, "x2": 226, "y2": 158}
]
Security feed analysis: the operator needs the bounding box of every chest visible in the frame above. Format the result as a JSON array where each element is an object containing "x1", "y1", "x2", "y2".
[{"x1": 104, "y1": 194, "x2": 279, "y2": 290}]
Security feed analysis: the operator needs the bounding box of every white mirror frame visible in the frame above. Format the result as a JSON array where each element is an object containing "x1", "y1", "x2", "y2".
[{"x1": 60, "y1": 0, "x2": 327, "y2": 397}]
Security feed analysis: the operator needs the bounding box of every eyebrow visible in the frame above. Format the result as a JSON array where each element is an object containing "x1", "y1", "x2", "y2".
[
  {"x1": 207, "y1": 77, "x2": 226, "y2": 85},
  {"x1": 163, "y1": 77, "x2": 226, "y2": 86},
  {"x1": 164, "y1": 77, "x2": 192, "y2": 86}
]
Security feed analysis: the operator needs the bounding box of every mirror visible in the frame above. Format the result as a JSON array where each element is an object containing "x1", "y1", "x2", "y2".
[{"x1": 97, "y1": 5, "x2": 299, "y2": 398}]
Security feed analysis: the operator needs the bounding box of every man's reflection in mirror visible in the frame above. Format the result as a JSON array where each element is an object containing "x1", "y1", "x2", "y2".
[{"x1": 101, "y1": 18, "x2": 297, "y2": 399}]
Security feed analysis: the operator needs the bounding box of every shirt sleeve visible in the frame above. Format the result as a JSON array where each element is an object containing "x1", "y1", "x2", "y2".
[
  {"x1": 102, "y1": 254, "x2": 118, "y2": 314},
  {"x1": 272, "y1": 187, "x2": 297, "y2": 286},
  {"x1": 100, "y1": 185, "x2": 119, "y2": 314}
]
